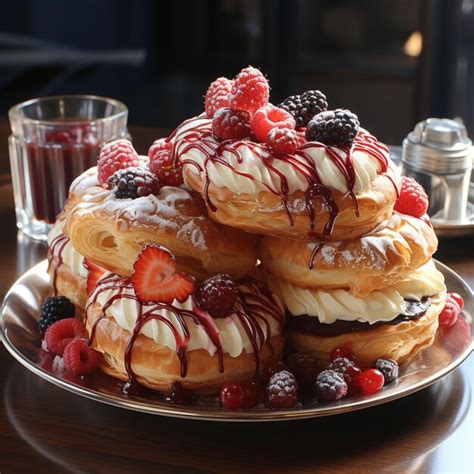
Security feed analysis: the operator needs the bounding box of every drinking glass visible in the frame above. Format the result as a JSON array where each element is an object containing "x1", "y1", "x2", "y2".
[{"x1": 9, "y1": 95, "x2": 128, "y2": 240}]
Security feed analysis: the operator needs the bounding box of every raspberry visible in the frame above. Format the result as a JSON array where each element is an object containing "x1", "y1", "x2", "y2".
[
  {"x1": 97, "y1": 139, "x2": 139, "y2": 186},
  {"x1": 266, "y1": 370, "x2": 298, "y2": 409},
  {"x1": 329, "y1": 346, "x2": 355, "y2": 362},
  {"x1": 306, "y1": 109, "x2": 360, "y2": 147},
  {"x1": 449, "y1": 292, "x2": 464, "y2": 309},
  {"x1": 314, "y1": 369, "x2": 347, "y2": 401},
  {"x1": 212, "y1": 108, "x2": 251, "y2": 141},
  {"x1": 374, "y1": 358, "x2": 399, "y2": 384},
  {"x1": 39, "y1": 296, "x2": 75, "y2": 336},
  {"x1": 197, "y1": 273, "x2": 237, "y2": 318},
  {"x1": 220, "y1": 382, "x2": 245, "y2": 409},
  {"x1": 242, "y1": 380, "x2": 264, "y2": 408},
  {"x1": 267, "y1": 127, "x2": 300, "y2": 154},
  {"x1": 148, "y1": 138, "x2": 172, "y2": 160},
  {"x1": 230, "y1": 66, "x2": 269, "y2": 114},
  {"x1": 359, "y1": 369, "x2": 385, "y2": 394},
  {"x1": 205, "y1": 77, "x2": 233, "y2": 118},
  {"x1": 149, "y1": 145, "x2": 183, "y2": 187},
  {"x1": 108, "y1": 166, "x2": 160, "y2": 199},
  {"x1": 63, "y1": 338, "x2": 101, "y2": 375},
  {"x1": 251, "y1": 105, "x2": 295, "y2": 143},
  {"x1": 44, "y1": 318, "x2": 87, "y2": 356},
  {"x1": 279, "y1": 90, "x2": 328, "y2": 128},
  {"x1": 286, "y1": 352, "x2": 319, "y2": 386},
  {"x1": 164, "y1": 382, "x2": 194, "y2": 404},
  {"x1": 394, "y1": 176, "x2": 429, "y2": 218},
  {"x1": 439, "y1": 295, "x2": 461, "y2": 328}
]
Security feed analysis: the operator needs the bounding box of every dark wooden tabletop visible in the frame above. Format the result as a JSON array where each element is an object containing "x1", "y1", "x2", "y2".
[{"x1": 0, "y1": 123, "x2": 472, "y2": 474}]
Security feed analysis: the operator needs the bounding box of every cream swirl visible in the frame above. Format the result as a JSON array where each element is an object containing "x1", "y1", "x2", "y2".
[
  {"x1": 90, "y1": 275, "x2": 283, "y2": 358},
  {"x1": 270, "y1": 260, "x2": 446, "y2": 324},
  {"x1": 47, "y1": 220, "x2": 88, "y2": 278},
  {"x1": 174, "y1": 116, "x2": 396, "y2": 195}
]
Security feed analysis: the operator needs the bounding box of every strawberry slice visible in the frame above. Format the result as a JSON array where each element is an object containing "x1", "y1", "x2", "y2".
[
  {"x1": 84, "y1": 259, "x2": 107, "y2": 295},
  {"x1": 131, "y1": 244, "x2": 195, "y2": 303}
]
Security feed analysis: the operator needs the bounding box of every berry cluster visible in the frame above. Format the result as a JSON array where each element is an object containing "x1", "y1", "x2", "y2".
[
  {"x1": 439, "y1": 292, "x2": 464, "y2": 328},
  {"x1": 108, "y1": 166, "x2": 160, "y2": 199},
  {"x1": 197, "y1": 273, "x2": 238, "y2": 318},
  {"x1": 394, "y1": 176, "x2": 429, "y2": 218}
]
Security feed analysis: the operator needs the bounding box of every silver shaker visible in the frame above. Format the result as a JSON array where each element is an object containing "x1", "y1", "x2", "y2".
[{"x1": 401, "y1": 118, "x2": 473, "y2": 223}]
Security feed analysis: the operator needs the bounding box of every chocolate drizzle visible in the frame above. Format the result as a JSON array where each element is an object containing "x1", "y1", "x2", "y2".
[
  {"x1": 47, "y1": 233, "x2": 70, "y2": 295},
  {"x1": 86, "y1": 274, "x2": 284, "y2": 393}
]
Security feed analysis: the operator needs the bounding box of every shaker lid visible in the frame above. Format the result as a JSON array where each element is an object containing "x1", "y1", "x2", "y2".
[{"x1": 402, "y1": 118, "x2": 473, "y2": 173}]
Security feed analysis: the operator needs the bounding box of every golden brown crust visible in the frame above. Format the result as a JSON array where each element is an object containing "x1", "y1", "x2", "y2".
[
  {"x1": 259, "y1": 213, "x2": 438, "y2": 296},
  {"x1": 86, "y1": 304, "x2": 285, "y2": 394},
  {"x1": 288, "y1": 294, "x2": 445, "y2": 368},
  {"x1": 184, "y1": 168, "x2": 398, "y2": 241},
  {"x1": 65, "y1": 183, "x2": 258, "y2": 281}
]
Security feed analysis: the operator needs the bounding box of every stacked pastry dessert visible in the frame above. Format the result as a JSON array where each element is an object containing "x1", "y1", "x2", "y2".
[{"x1": 40, "y1": 66, "x2": 463, "y2": 409}]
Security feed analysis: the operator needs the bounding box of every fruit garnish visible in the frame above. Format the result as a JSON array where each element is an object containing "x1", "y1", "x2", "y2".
[
  {"x1": 212, "y1": 107, "x2": 251, "y2": 141},
  {"x1": 230, "y1": 66, "x2": 269, "y2": 114},
  {"x1": 328, "y1": 356, "x2": 355, "y2": 374},
  {"x1": 279, "y1": 90, "x2": 328, "y2": 128},
  {"x1": 220, "y1": 381, "x2": 246, "y2": 409},
  {"x1": 149, "y1": 139, "x2": 184, "y2": 187},
  {"x1": 448, "y1": 292, "x2": 464, "y2": 310},
  {"x1": 39, "y1": 296, "x2": 75, "y2": 336},
  {"x1": 242, "y1": 380, "x2": 264, "y2": 408},
  {"x1": 374, "y1": 358, "x2": 399, "y2": 384},
  {"x1": 108, "y1": 166, "x2": 160, "y2": 199},
  {"x1": 63, "y1": 338, "x2": 101, "y2": 375},
  {"x1": 148, "y1": 138, "x2": 172, "y2": 160},
  {"x1": 84, "y1": 259, "x2": 106, "y2": 295},
  {"x1": 205, "y1": 77, "x2": 233, "y2": 118},
  {"x1": 344, "y1": 365, "x2": 362, "y2": 395},
  {"x1": 314, "y1": 369, "x2": 348, "y2": 401},
  {"x1": 44, "y1": 318, "x2": 87, "y2": 356},
  {"x1": 197, "y1": 273, "x2": 237, "y2": 318},
  {"x1": 261, "y1": 360, "x2": 288, "y2": 383},
  {"x1": 439, "y1": 294, "x2": 462, "y2": 328},
  {"x1": 97, "y1": 139, "x2": 139, "y2": 186},
  {"x1": 266, "y1": 370, "x2": 299, "y2": 409},
  {"x1": 267, "y1": 127, "x2": 300, "y2": 154},
  {"x1": 285, "y1": 352, "x2": 319, "y2": 386},
  {"x1": 393, "y1": 176, "x2": 429, "y2": 218},
  {"x1": 359, "y1": 368, "x2": 385, "y2": 394},
  {"x1": 329, "y1": 346, "x2": 355, "y2": 362},
  {"x1": 306, "y1": 109, "x2": 360, "y2": 147},
  {"x1": 251, "y1": 104, "x2": 295, "y2": 143},
  {"x1": 131, "y1": 244, "x2": 195, "y2": 303}
]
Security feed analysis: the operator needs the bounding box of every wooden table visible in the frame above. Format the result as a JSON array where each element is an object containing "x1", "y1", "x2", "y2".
[{"x1": 0, "y1": 125, "x2": 472, "y2": 473}]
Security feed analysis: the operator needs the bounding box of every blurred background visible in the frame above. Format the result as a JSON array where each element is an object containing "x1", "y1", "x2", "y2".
[{"x1": 0, "y1": 0, "x2": 473, "y2": 146}]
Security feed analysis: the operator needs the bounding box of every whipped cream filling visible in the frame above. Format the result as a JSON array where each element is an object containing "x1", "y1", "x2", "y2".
[
  {"x1": 47, "y1": 220, "x2": 88, "y2": 278},
  {"x1": 91, "y1": 277, "x2": 283, "y2": 357},
  {"x1": 174, "y1": 116, "x2": 396, "y2": 195},
  {"x1": 269, "y1": 260, "x2": 446, "y2": 325}
]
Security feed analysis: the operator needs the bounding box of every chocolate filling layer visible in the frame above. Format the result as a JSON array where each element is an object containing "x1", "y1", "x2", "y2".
[{"x1": 287, "y1": 297, "x2": 432, "y2": 337}]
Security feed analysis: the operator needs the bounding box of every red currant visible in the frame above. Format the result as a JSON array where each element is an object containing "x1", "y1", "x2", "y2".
[
  {"x1": 448, "y1": 292, "x2": 464, "y2": 310},
  {"x1": 359, "y1": 369, "x2": 385, "y2": 395},
  {"x1": 344, "y1": 365, "x2": 362, "y2": 395},
  {"x1": 242, "y1": 380, "x2": 264, "y2": 408},
  {"x1": 329, "y1": 346, "x2": 355, "y2": 362},
  {"x1": 220, "y1": 382, "x2": 245, "y2": 409}
]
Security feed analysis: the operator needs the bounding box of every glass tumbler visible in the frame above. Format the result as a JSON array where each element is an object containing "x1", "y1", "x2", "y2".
[{"x1": 9, "y1": 95, "x2": 128, "y2": 240}]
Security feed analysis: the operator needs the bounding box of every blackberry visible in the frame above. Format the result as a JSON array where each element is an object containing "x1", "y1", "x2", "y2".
[
  {"x1": 328, "y1": 357, "x2": 354, "y2": 375},
  {"x1": 108, "y1": 166, "x2": 160, "y2": 199},
  {"x1": 266, "y1": 370, "x2": 299, "y2": 409},
  {"x1": 374, "y1": 358, "x2": 399, "y2": 384},
  {"x1": 286, "y1": 352, "x2": 319, "y2": 386},
  {"x1": 306, "y1": 109, "x2": 360, "y2": 147},
  {"x1": 279, "y1": 90, "x2": 328, "y2": 128},
  {"x1": 39, "y1": 296, "x2": 75, "y2": 336},
  {"x1": 314, "y1": 369, "x2": 348, "y2": 402},
  {"x1": 197, "y1": 273, "x2": 237, "y2": 318}
]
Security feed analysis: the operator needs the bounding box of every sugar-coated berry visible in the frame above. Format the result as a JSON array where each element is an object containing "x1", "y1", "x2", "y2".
[
  {"x1": 149, "y1": 146, "x2": 183, "y2": 187},
  {"x1": 448, "y1": 292, "x2": 464, "y2": 310},
  {"x1": 108, "y1": 166, "x2": 160, "y2": 199},
  {"x1": 306, "y1": 109, "x2": 360, "y2": 147},
  {"x1": 230, "y1": 66, "x2": 269, "y2": 114},
  {"x1": 329, "y1": 346, "x2": 356, "y2": 362},
  {"x1": 39, "y1": 296, "x2": 75, "y2": 336},
  {"x1": 220, "y1": 382, "x2": 246, "y2": 409},
  {"x1": 212, "y1": 107, "x2": 251, "y2": 141},
  {"x1": 197, "y1": 273, "x2": 237, "y2": 318},
  {"x1": 97, "y1": 139, "x2": 139, "y2": 186},
  {"x1": 267, "y1": 127, "x2": 300, "y2": 154},
  {"x1": 374, "y1": 358, "x2": 399, "y2": 384},
  {"x1": 439, "y1": 296, "x2": 462, "y2": 328},
  {"x1": 63, "y1": 338, "x2": 101, "y2": 375},
  {"x1": 285, "y1": 352, "x2": 319, "y2": 386},
  {"x1": 242, "y1": 380, "x2": 264, "y2": 408},
  {"x1": 328, "y1": 357, "x2": 354, "y2": 374},
  {"x1": 148, "y1": 138, "x2": 172, "y2": 160},
  {"x1": 205, "y1": 77, "x2": 233, "y2": 117},
  {"x1": 314, "y1": 370, "x2": 348, "y2": 401},
  {"x1": 261, "y1": 361, "x2": 287, "y2": 383},
  {"x1": 44, "y1": 318, "x2": 87, "y2": 356},
  {"x1": 359, "y1": 368, "x2": 385, "y2": 394},
  {"x1": 279, "y1": 90, "x2": 328, "y2": 128},
  {"x1": 266, "y1": 370, "x2": 298, "y2": 409},
  {"x1": 394, "y1": 176, "x2": 429, "y2": 218},
  {"x1": 251, "y1": 105, "x2": 295, "y2": 143}
]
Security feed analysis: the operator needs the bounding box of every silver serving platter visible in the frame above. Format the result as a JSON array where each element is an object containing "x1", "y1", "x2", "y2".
[{"x1": 1, "y1": 260, "x2": 473, "y2": 422}]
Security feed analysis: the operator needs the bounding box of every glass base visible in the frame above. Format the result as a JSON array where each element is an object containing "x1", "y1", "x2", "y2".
[{"x1": 15, "y1": 208, "x2": 52, "y2": 241}]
